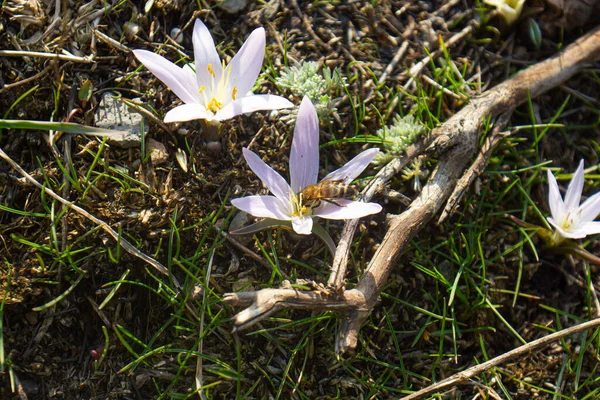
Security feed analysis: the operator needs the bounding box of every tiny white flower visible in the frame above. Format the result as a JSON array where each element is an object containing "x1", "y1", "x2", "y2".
[
  {"x1": 133, "y1": 19, "x2": 293, "y2": 123},
  {"x1": 232, "y1": 97, "x2": 382, "y2": 235},
  {"x1": 547, "y1": 159, "x2": 600, "y2": 240},
  {"x1": 483, "y1": 0, "x2": 525, "y2": 25}
]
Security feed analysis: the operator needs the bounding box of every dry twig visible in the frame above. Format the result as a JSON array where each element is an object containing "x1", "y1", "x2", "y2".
[
  {"x1": 402, "y1": 317, "x2": 600, "y2": 399},
  {"x1": 224, "y1": 25, "x2": 600, "y2": 355},
  {"x1": 0, "y1": 147, "x2": 174, "y2": 285}
]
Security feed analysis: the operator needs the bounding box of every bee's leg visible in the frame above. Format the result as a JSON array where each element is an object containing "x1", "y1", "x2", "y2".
[{"x1": 323, "y1": 199, "x2": 346, "y2": 207}]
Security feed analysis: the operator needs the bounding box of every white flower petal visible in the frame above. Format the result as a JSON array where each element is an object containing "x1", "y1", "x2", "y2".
[
  {"x1": 575, "y1": 221, "x2": 600, "y2": 236},
  {"x1": 483, "y1": 0, "x2": 503, "y2": 6},
  {"x1": 547, "y1": 217, "x2": 585, "y2": 239},
  {"x1": 547, "y1": 168, "x2": 566, "y2": 222},
  {"x1": 292, "y1": 215, "x2": 313, "y2": 235},
  {"x1": 133, "y1": 49, "x2": 199, "y2": 104},
  {"x1": 226, "y1": 27, "x2": 266, "y2": 100},
  {"x1": 314, "y1": 199, "x2": 382, "y2": 220},
  {"x1": 192, "y1": 19, "x2": 223, "y2": 87},
  {"x1": 579, "y1": 191, "x2": 600, "y2": 223},
  {"x1": 231, "y1": 196, "x2": 290, "y2": 221},
  {"x1": 242, "y1": 148, "x2": 293, "y2": 208},
  {"x1": 564, "y1": 159, "x2": 584, "y2": 212},
  {"x1": 164, "y1": 103, "x2": 212, "y2": 122},
  {"x1": 290, "y1": 97, "x2": 320, "y2": 193},
  {"x1": 322, "y1": 148, "x2": 379, "y2": 184},
  {"x1": 215, "y1": 94, "x2": 294, "y2": 121}
]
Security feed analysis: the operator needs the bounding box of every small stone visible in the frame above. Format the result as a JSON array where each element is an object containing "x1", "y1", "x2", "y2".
[
  {"x1": 218, "y1": 0, "x2": 249, "y2": 13},
  {"x1": 146, "y1": 138, "x2": 168, "y2": 165},
  {"x1": 229, "y1": 210, "x2": 250, "y2": 232},
  {"x1": 170, "y1": 27, "x2": 184, "y2": 44},
  {"x1": 95, "y1": 92, "x2": 147, "y2": 148},
  {"x1": 229, "y1": 211, "x2": 253, "y2": 245},
  {"x1": 206, "y1": 140, "x2": 221, "y2": 154}
]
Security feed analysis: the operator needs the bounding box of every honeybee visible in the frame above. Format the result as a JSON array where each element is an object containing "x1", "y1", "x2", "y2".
[{"x1": 299, "y1": 179, "x2": 357, "y2": 208}]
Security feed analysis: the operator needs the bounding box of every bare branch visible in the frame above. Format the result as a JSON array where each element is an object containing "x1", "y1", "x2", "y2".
[
  {"x1": 224, "y1": 25, "x2": 600, "y2": 356},
  {"x1": 403, "y1": 317, "x2": 600, "y2": 399}
]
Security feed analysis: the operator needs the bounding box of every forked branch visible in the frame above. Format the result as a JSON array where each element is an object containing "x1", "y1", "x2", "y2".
[{"x1": 224, "y1": 25, "x2": 600, "y2": 355}]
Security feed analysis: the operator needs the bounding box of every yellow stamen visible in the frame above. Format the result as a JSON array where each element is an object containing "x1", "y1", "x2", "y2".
[
  {"x1": 231, "y1": 86, "x2": 238, "y2": 100},
  {"x1": 207, "y1": 98, "x2": 223, "y2": 113},
  {"x1": 198, "y1": 85, "x2": 206, "y2": 93},
  {"x1": 206, "y1": 64, "x2": 215, "y2": 78}
]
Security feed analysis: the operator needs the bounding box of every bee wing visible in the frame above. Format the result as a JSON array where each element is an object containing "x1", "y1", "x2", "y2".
[{"x1": 322, "y1": 148, "x2": 379, "y2": 184}]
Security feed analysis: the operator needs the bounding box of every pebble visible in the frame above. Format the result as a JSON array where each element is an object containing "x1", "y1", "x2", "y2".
[
  {"x1": 146, "y1": 138, "x2": 168, "y2": 165},
  {"x1": 170, "y1": 27, "x2": 184, "y2": 44},
  {"x1": 95, "y1": 92, "x2": 147, "y2": 148},
  {"x1": 205, "y1": 140, "x2": 222, "y2": 154},
  {"x1": 218, "y1": 0, "x2": 249, "y2": 13}
]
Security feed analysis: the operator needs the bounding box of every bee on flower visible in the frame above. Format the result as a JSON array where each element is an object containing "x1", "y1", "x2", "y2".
[{"x1": 231, "y1": 96, "x2": 382, "y2": 238}]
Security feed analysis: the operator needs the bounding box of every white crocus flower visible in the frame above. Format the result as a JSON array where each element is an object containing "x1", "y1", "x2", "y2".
[
  {"x1": 483, "y1": 0, "x2": 525, "y2": 25},
  {"x1": 547, "y1": 159, "x2": 600, "y2": 241},
  {"x1": 133, "y1": 19, "x2": 293, "y2": 123},
  {"x1": 231, "y1": 97, "x2": 382, "y2": 235}
]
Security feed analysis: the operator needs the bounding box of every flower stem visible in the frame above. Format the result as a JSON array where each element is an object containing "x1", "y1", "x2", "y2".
[
  {"x1": 551, "y1": 230, "x2": 565, "y2": 247},
  {"x1": 200, "y1": 120, "x2": 222, "y2": 141}
]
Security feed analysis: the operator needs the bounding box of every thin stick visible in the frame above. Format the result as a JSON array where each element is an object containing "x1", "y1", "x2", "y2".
[
  {"x1": 0, "y1": 65, "x2": 52, "y2": 94},
  {"x1": 0, "y1": 50, "x2": 93, "y2": 63},
  {"x1": 327, "y1": 137, "x2": 428, "y2": 290},
  {"x1": 402, "y1": 317, "x2": 600, "y2": 400},
  {"x1": 386, "y1": 22, "x2": 477, "y2": 119},
  {"x1": 212, "y1": 226, "x2": 288, "y2": 279},
  {"x1": 0, "y1": 146, "x2": 174, "y2": 284},
  {"x1": 377, "y1": 0, "x2": 461, "y2": 88},
  {"x1": 439, "y1": 111, "x2": 512, "y2": 223}
]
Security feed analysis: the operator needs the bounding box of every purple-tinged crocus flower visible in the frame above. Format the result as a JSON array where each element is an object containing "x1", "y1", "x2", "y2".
[
  {"x1": 547, "y1": 159, "x2": 600, "y2": 242},
  {"x1": 133, "y1": 19, "x2": 293, "y2": 123},
  {"x1": 231, "y1": 97, "x2": 382, "y2": 236}
]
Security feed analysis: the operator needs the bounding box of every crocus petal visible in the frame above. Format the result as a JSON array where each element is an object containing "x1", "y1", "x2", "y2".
[
  {"x1": 230, "y1": 218, "x2": 293, "y2": 236},
  {"x1": 547, "y1": 217, "x2": 582, "y2": 239},
  {"x1": 231, "y1": 196, "x2": 290, "y2": 221},
  {"x1": 322, "y1": 148, "x2": 379, "y2": 184},
  {"x1": 192, "y1": 19, "x2": 223, "y2": 87},
  {"x1": 483, "y1": 0, "x2": 503, "y2": 6},
  {"x1": 215, "y1": 94, "x2": 294, "y2": 121},
  {"x1": 226, "y1": 27, "x2": 266, "y2": 100},
  {"x1": 578, "y1": 191, "x2": 600, "y2": 223},
  {"x1": 574, "y1": 221, "x2": 600, "y2": 236},
  {"x1": 133, "y1": 49, "x2": 199, "y2": 105},
  {"x1": 289, "y1": 97, "x2": 320, "y2": 192},
  {"x1": 313, "y1": 199, "x2": 382, "y2": 220},
  {"x1": 164, "y1": 103, "x2": 212, "y2": 122},
  {"x1": 242, "y1": 148, "x2": 293, "y2": 209},
  {"x1": 547, "y1": 168, "x2": 566, "y2": 222},
  {"x1": 292, "y1": 215, "x2": 313, "y2": 235},
  {"x1": 564, "y1": 160, "x2": 584, "y2": 212}
]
